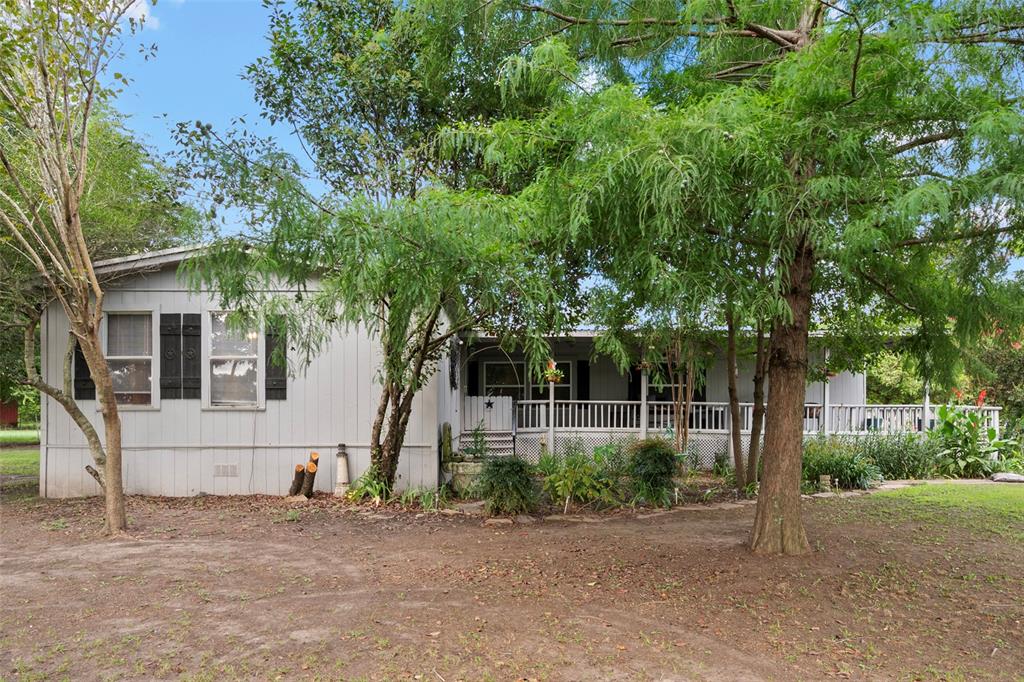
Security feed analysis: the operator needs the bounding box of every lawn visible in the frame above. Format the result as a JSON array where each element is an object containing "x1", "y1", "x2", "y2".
[
  {"x1": 0, "y1": 447, "x2": 39, "y2": 476},
  {"x1": 0, "y1": 428, "x2": 39, "y2": 446},
  {"x1": 1, "y1": 482, "x2": 1021, "y2": 680},
  {"x1": 867, "y1": 482, "x2": 1024, "y2": 540}
]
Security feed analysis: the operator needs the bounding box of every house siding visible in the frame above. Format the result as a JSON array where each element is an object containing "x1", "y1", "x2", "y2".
[{"x1": 40, "y1": 265, "x2": 440, "y2": 498}]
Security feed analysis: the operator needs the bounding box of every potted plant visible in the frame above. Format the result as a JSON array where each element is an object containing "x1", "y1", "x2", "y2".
[{"x1": 543, "y1": 360, "x2": 564, "y2": 384}]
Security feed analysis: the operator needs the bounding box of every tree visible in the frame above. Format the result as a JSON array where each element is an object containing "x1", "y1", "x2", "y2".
[
  {"x1": 176, "y1": 0, "x2": 574, "y2": 490},
  {"x1": 439, "y1": 0, "x2": 1024, "y2": 554},
  {"x1": 0, "y1": 0, "x2": 193, "y2": 531}
]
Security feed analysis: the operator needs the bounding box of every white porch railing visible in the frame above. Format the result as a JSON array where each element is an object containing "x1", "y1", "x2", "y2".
[{"x1": 512, "y1": 400, "x2": 1001, "y2": 436}]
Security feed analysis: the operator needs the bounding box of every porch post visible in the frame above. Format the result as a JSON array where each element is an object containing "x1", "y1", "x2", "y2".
[
  {"x1": 822, "y1": 348, "x2": 831, "y2": 435},
  {"x1": 548, "y1": 381, "x2": 555, "y2": 455},
  {"x1": 640, "y1": 369, "x2": 649, "y2": 439},
  {"x1": 922, "y1": 381, "x2": 931, "y2": 433},
  {"x1": 822, "y1": 374, "x2": 831, "y2": 435}
]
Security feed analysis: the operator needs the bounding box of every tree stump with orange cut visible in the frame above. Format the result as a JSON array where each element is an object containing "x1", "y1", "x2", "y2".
[
  {"x1": 288, "y1": 464, "x2": 305, "y2": 496},
  {"x1": 300, "y1": 461, "x2": 318, "y2": 498}
]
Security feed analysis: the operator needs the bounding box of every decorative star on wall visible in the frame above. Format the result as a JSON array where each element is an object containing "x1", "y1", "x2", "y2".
[{"x1": 484, "y1": 399, "x2": 494, "y2": 409}]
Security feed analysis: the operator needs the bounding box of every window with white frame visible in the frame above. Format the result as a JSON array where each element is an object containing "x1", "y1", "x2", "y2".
[
  {"x1": 483, "y1": 361, "x2": 525, "y2": 399},
  {"x1": 209, "y1": 312, "x2": 259, "y2": 407},
  {"x1": 105, "y1": 313, "x2": 153, "y2": 405},
  {"x1": 530, "y1": 361, "x2": 572, "y2": 400}
]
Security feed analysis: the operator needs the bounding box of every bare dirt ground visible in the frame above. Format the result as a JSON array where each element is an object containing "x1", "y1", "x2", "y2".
[{"x1": 1, "y1": 490, "x2": 1022, "y2": 681}]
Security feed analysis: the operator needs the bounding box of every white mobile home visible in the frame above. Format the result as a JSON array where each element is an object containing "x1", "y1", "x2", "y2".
[{"x1": 38, "y1": 248, "x2": 1001, "y2": 498}]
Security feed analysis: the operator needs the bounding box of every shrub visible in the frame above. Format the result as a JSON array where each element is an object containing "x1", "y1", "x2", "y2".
[
  {"x1": 536, "y1": 451, "x2": 560, "y2": 478},
  {"x1": 347, "y1": 465, "x2": 391, "y2": 505},
  {"x1": 628, "y1": 438, "x2": 677, "y2": 505},
  {"x1": 858, "y1": 433, "x2": 938, "y2": 480},
  {"x1": 477, "y1": 456, "x2": 536, "y2": 516},
  {"x1": 543, "y1": 453, "x2": 619, "y2": 513},
  {"x1": 802, "y1": 436, "x2": 882, "y2": 490},
  {"x1": 592, "y1": 441, "x2": 631, "y2": 480},
  {"x1": 931, "y1": 404, "x2": 1017, "y2": 478}
]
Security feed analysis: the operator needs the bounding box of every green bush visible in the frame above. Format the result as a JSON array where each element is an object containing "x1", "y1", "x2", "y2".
[
  {"x1": 628, "y1": 438, "x2": 677, "y2": 505},
  {"x1": 858, "y1": 433, "x2": 938, "y2": 480},
  {"x1": 592, "y1": 441, "x2": 631, "y2": 480},
  {"x1": 931, "y1": 404, "x2": 1017, "y2": 479},
  {"x1": 477, "y1": 456, "x2": 536, "y2": 516},
  {"x1": 543, "y1": 453, "x2": 619, "y2": 512},
  {"x1": 802, "y1": 436, "x2": 882, "y2": 490}
]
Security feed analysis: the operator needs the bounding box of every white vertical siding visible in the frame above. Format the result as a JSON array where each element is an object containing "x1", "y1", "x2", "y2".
[{"x1": 41, "y1": 265, "x2": 440, "y2": 497}]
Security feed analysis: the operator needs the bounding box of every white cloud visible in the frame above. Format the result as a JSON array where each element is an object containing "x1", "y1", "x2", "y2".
[{"x1": 126, "y1": 0, "x2": 160, "y2": 30}]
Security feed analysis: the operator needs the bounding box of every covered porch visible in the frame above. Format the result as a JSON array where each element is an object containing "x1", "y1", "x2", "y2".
[{"x1": 455, "y1": 335, "x2": 1001, "y2": 465}]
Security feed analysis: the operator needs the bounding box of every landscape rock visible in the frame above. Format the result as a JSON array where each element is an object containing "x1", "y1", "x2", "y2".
[
  {"x1": 455, "y1": 501, "x2": 486, "y2": 516},
  {"x1": 991, "y1": 472, "x2": 1024, "y2": 483},
  {"x1": 483, "y1": 517, "x2": 513, "y2": 526},
  {"x1": 284, "y1": 495, "x2": 310, "y2": 504},
  {"x1": 514, "y1": 514, "x2": 537, "y2": 524}
]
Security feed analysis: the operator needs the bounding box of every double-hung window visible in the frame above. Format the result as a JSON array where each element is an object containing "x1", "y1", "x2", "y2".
[
  {"x1": 105, "y1": 313, "x2": 154, "y2": 405},
  {"x1": 209, "y1": 312, "x2": 259, "y2": 407},
  {"x1": 483, "y1": 361, "x2": 525, "y2": 400}
]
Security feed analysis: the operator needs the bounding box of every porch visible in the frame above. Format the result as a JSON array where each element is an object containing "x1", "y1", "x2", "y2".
[{"x1": 461, "y1": 395, "x2": 1002, "y2": 465}]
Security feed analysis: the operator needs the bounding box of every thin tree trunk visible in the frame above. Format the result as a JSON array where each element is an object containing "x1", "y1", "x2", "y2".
[
  {"x1": 682, "y1": 352, "x2": 694, "y2": 452},
  {"x1": 22, "y1": 309, "x2": 107, "y2": 485},
  {"x1": 745, "y1": 324, "x2": 768, "y2": 486},
  {"x1": 749, "y1": 238, "x2": 814, "y2": 556},
  {"x1": 725, "y1": 306, "x2": 746, "y2": 488},
  {"x1": 80, "y1": 325, "x2": 127, "y2": 534}
]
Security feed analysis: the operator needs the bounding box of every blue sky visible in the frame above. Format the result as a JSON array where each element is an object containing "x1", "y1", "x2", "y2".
[{"x1": 113, "y1": 0, "x2": 289, "y2": 158}]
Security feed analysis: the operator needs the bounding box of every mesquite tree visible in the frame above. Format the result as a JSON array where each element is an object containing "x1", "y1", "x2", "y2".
[
  {"x1": 175, "y1": 1, "x2": 574, "y2": 490},
  {"x1": 0, "y1": 0, "x2": 158, "y2": 532},
  {"x1": 441, "y1": 0, "x2": 1024, "y2": 554}
]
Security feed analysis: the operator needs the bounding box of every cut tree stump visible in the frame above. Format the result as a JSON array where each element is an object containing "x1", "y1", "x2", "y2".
[
  {"x1": 288, "y1": 464, "x2": 305, "y2": 496},
  {"x1": 300, "y1": 461, "x2": 318, "y2": 498},
  {"x1": 309, "y1": 451, "x2": 320, "y2": 469}
]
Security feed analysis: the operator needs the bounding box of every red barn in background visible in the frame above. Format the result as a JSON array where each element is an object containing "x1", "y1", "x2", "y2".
[{"x1": 0, "y1": 400, "x2": 18, "y2": 428}]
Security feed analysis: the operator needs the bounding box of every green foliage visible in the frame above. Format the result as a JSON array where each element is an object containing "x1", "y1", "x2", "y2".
[
  {"x1": 542, "y1": 452, "x2": 620, "y2": 512},
  {"x1": 802, "y1": 436, "x2": 883, "y2": 490},
  {"x1": 398, "y1": 486, "x2": 449, "y2": 511},
  {"x1": 535, "y1": 451, "x2": 561, "y2": 478},
  {"x1": 628, "y1": 438, "x2": 677, "y2": 505},
  {"x1": 347, "y1": 466, "x2": 392, "y2": 506},
  {"x1": 460, "y1": 422, "x2": 489, "y2": 460},
  {"x1": 932, "y1": 405, "x2": 1018, "y2": 479},
  {"x1": 867, "y1": 351, "x2": 924, "y2": 406},
  {"x1": 961, "y1": 329, "x2": 1024, "y2": 429},
  {"x1": 857, "y1": 433, "x2": 938, "y2": 480},
  {"x1": 477, "y1": 456, "x2": 536, "y2": 516},
  {"x1": 592, "y1": 442, "x2": 631, "y2": 481}
]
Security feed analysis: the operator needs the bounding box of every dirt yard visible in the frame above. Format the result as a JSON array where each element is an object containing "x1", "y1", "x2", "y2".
[{"x1": 1, "y1": 487, "x2": 1022, "y2": 681}]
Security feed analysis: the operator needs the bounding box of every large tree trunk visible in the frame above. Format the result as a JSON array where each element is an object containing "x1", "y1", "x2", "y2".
[
  {"x1": 725, "y1": 307, "x2": 746, "y2": 488},
  {"x1": 749, "y1": 239, "x2": 814, "y2": 556},
  {"x1": 80, "y1": 326, "x2": 127, "y2": 534},
  {"x1": 745, "y1": 325, "x2": 768, "y2": 486}
]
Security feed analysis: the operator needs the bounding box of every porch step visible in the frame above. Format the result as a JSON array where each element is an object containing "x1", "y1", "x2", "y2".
[{"x1": 458, "y1": 430, "x2": 515, "y2": 457}]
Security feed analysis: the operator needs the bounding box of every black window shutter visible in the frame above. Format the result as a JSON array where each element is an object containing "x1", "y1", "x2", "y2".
[
  {"x1": 181, "y1": 314, "x2": 201, "y2": 399},
  {"x1": 576, "y1": 360, "x2": 590, "y2": 401},
  {"x1": 627, "y1": 366, "x2": 641, "y2": 402},
  {"x1": 466, "y1": 361, "x2": 479, "y2": 396},
  {"x1": 73, "y1": 342, "x2": 95, "y2": 400},
  {"x1": 265, "y1": 318, "x2": 287, "y2": 400},
  {"x1": 159, "y1": 314, "x2": 182, "y2": 399}
]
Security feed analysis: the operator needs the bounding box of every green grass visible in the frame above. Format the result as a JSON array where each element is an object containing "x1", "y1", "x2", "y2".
[
  {"x1": 0, "y1": 448, "x2": 40, "y2": 476},
  {"x1": 0, "y1": 429, "x2": 40, "y2": 445},
  {"x1": 868, "y1": 483, "x2": 1024, "y2": 541}
]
